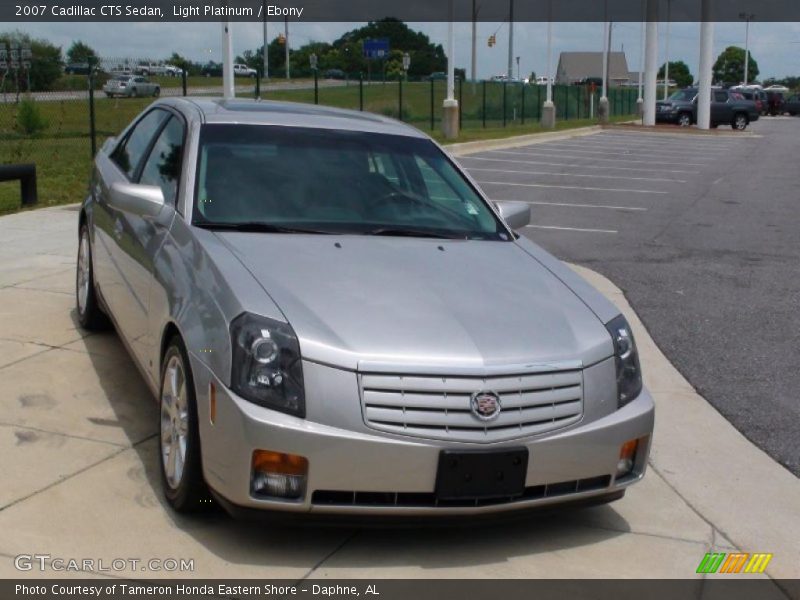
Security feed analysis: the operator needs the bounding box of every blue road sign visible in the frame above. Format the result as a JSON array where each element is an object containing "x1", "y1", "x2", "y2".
[{"x1": 363, "y1": 38, "x2": 390, "y2": 60}]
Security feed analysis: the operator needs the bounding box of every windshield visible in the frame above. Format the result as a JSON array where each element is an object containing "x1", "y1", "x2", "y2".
[
  {"x1": 193, "y1": 124, "x2": 509, "y2": 240},
  {"x1": 669, "y1": 90, "x2": 696, "y2": 102}
]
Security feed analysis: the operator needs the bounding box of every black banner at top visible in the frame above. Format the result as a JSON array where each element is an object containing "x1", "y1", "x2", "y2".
[{"x1": 4, "y1": 0, "x2": 800, "y2": 22}]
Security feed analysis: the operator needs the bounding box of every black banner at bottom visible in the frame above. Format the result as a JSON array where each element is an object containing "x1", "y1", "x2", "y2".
[{"x1": 3, "y1": 579, "x2": 800, "y2": 600}]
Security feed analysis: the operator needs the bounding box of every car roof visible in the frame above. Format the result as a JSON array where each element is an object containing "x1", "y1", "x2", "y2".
[{"x1": 165, "y1": 97, "x2": 428, "y2": 138}]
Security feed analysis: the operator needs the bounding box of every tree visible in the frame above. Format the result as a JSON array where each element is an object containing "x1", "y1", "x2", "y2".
[
  {"x1": 66, "y1": 40, "x2": 97, "y2": 64},
  {"x1": 167, "y1": 52, "x2": 191, "y2": 72},
  {"x1": 713, "y1": 46, "x2": 759, "y2": 85},
  {"x1": 0, "y1": 30, "x2": 63, "y2": 92},
  {"x1": 658, "y1": 60, "x2": 693, "y2": 87}
]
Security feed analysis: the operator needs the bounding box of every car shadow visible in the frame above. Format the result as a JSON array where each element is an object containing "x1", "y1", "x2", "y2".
[{"x1": 73, "y1": 317, "x2": 634, "y2": 573}]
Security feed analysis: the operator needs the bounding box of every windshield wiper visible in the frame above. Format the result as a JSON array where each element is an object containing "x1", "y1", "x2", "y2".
[
  {"x1": 194, "y1": 221, "x2": 333, "y2": 234},
  {"x1": 363, "y1": 227, "x2": 466, "y2": 240}
]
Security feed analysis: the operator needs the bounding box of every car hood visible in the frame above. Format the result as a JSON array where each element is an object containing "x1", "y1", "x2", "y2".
[{"x1": 215, "y1": 233, "x2": 614, "y2": 373}]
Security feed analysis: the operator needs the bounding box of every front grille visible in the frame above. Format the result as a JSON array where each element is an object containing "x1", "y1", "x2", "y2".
[
  {"x1": 312, "y1": 475, "x2": 611, "y2": 508},
  {"x1": 359, "y1": 369, "x2": 584, "y2": 442}
]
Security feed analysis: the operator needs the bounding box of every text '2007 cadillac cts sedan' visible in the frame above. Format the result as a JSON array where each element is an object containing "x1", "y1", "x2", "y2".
[{"x1": 75, "y1": 98, "x2": 654, "y2": 518}]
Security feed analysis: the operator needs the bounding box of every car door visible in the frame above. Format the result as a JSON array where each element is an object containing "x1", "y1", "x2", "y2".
[
  {"x1": 711, "y1": 91, "x2": 732, "y2": 124},
  {"x1": 94, "y1": 108, "x2": 170, "y2": 351},
  {"x1": 114, "y1": 112, "x2": 186, "y2": 368}
]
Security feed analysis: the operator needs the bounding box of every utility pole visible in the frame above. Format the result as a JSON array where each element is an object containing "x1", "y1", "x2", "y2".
[
  {"x1": 262, "y1": 0, "x2": 268, "y2": 81},
  {"x1": 643, "y1": 0, "x2": 659, "y2": 127},
  {"x1": 471, "y1": 0, "x2": 478, "y2": 82},
  {"x1": 663, "y1": 0, "x2": 671, "y2": 99},
  {"x1": 221, "y1": 19, "x2": 234, "y2": 98},
  {"x1": 541, "y1": 7, "x2": 556, "y2": 129},
  {"x1": 284, "y1": 16, "x2": 290, "y2": 80},
  {"x1": 697, "y1": 0, "x2": 714, "y2": 129},
  {"x1": 507, "y1": 0, "x2": 514, "y2": 79},
  {"x1": 739, "y1": 12, "x2": 755, "y2": 85},
  {"x1": 599, "y1": 16, "x2": 610, "y2": 123}
]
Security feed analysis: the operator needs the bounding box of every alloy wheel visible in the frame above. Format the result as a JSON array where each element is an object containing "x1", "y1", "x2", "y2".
[
  {"x1": 77, "y1": 231, "x2": 90, "y2": 316},
  {"x1": 160, "y1": 355, "x2": 189, "y2": 490}
]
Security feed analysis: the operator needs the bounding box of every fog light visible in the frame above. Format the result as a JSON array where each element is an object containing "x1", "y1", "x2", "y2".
[
  {"x1": 616, "y1": 439, "x2": 639, "y2": 478},
  {"x1": 251, "y1": 450, "x2": 308, "y2": 500}
]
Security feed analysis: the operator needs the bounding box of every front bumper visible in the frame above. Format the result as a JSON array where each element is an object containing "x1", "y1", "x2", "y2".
[{"x1": 191, "y1": 357, "x2": 655, "y2": 517}]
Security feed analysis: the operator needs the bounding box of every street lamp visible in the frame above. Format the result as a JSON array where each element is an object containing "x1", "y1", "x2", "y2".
[
  {"x1": 739, "y1": 12, "x2": 755, "y2": 85},
  {"x1": 515, "y1": 56, "x2": 520, "y2": 81}
]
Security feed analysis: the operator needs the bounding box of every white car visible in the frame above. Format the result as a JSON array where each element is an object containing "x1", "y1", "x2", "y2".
[{"x1": 233, "y1": 63, "x2": 257, "y2": 78}]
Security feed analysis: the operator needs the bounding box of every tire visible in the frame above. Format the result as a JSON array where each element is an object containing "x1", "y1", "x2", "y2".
[
  {"x1": 105, "y1": 93, "x2": 112, "y2": 98},
  {"x1": 130, "y1": 88, "x2": 138, "y2": 98},
  {"x1": 677, "y1": 112, "x2": 692, "y2": 127},
  {"x1": 153, "y1": 87, "x2": 160, "y2": 97},
  {"x1": 732, "y1": 113, "x2": 748, "y2": 130},
  {"x1": 76, "y1": 225, "x2": 110, "y2": 331},
  {"x1": 159, "y1": 337, "x2": 210, "y2": 512}
]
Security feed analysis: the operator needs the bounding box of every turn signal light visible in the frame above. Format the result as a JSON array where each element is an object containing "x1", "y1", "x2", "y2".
[
  {"x1": 616, "y1": 439, "x2": 639, "y2": 477},
  {"x1": 251, "y1": 450, "x2": 308, "y2": 500}
]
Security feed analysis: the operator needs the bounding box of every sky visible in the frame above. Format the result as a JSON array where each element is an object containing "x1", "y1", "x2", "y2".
[{"x1": 9, "y1": 20, "x2": 800, "y2": 80}]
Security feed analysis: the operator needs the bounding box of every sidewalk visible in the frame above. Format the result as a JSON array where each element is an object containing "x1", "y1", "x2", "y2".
[{"x1": 0, "y1": 202, "x2": 796, "y2": 586}]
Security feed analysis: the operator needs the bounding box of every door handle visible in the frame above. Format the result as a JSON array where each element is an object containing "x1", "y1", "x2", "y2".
[{"x1": 113, "y1": 219, "x2": 123, "y2": 239}]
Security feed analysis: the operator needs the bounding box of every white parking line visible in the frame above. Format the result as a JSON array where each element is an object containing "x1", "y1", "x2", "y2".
[
  {"x1": 502, "y1": 144, "x2": 714, "y2": 160},
  {"x1": 476, "y1": 180, "x2": 668, "y2": 194},
  {"x1": 466, "y1": 166, "x2": 685, "y2": 183},
  {"x1": 459, "y1": 155, "x2": 700, "y2": 175},
  {"x1": 488, "y1": 149, "x2": 706, "y2": 167},
  {"x1": 526, "y1": 225, "x2": 618, "y2": 234},
  {"x1": 544, "y1": 141, "x2": 726, "y2": 157},
  {"x1": 593, "y1": 133, "x2": 741, "y2": 147},
  {"x1": 493, "y1": 199, "x2": 647, "y2": 212}
]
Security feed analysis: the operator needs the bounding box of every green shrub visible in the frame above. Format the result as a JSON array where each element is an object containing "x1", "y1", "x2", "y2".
[{"x1": 16, "y1": 98, "x2": 48, "y2": 135}]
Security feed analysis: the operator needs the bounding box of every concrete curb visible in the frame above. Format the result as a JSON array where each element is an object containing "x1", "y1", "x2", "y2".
[
  {"x1": 570, "y1": 264, "x2": 800, "y2": 580},
  {"x1": 445, "y1": 125, "x2": 603, "y2": 157}
]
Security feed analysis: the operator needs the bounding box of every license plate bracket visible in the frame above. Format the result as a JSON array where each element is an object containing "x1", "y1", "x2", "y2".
[{"x1": 435, "y1": 448, "x2": 528, "y2": 500}]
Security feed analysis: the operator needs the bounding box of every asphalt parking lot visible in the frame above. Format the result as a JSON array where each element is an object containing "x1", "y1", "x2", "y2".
[
  {"x1": 458, "y1": 117, "x2": 800, "y2": 477},
  {"x1": 0, "y1": 122, "x2": 798, "y2": 585}
]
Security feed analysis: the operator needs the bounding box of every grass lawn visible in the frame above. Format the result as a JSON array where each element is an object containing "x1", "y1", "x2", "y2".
[{"x1": 0, "y1": 83, "x2": 640, "y2": 215}]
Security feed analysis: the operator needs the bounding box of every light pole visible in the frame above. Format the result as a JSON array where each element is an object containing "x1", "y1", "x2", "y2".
[
  {"x1": 442, "y1": 0, "x2": 459, "y2": 139},
  {"x1": 221, "y1": 19, "x2": 234, "y2": 98},
  {"x1": 637, "y1": 3, "x2": 645, "y2": 115},
  {"x1": 541, "y1": 10, "x2": 556, "y2": 129},
  {"x1": 284, "y1": 16, "x2": 290, "y2": 80},
  {"x1": 507, "y1": 0, "x2": 514, "y2": 79},
  {"x1": 515, "y1": 56, "x2": 520, "y2": 80},
  {"x1": 310, "y1": 52, "x2": 318, "y2": 104},
  {"x1": 739, "y1": 12, "x2": 755, "y2": 85}
]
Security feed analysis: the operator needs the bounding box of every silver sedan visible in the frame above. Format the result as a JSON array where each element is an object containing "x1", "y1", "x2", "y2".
[
  {"x1": 102, "y1": 75, "x2": 160, "y2": 98},
  {"x1": 76, "y1": 98, "x2": 654, "y2": 518}
]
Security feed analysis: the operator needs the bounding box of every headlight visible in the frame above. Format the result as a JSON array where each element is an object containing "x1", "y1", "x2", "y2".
[
  {"x1": 605, "y1": 315, "x2": 642, "y2": 408},
  {"x1": 230, "y1": 313, "x2": 305, "y2": 418}
]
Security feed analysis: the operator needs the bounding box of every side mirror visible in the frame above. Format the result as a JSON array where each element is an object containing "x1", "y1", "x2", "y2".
[
  {"x1": 109, "y1": 182, "x2": 165, "y2": 218},
  {"x1": 494, "y1": 200, "x2": 531, "y2": 230}
]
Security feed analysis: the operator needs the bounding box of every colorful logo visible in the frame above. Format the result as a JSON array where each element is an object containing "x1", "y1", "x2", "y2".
[{"x1": 696, "y1": 552, "x2": 773, "y2": 574}]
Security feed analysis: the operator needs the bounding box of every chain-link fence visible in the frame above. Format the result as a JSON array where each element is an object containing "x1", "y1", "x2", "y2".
[{"x1": 1, "y1": 55, "x2": 642, "y2": 214}]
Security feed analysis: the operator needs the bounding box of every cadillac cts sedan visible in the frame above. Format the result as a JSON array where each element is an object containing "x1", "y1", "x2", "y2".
[{"x1": 76, "y1": 98, "x2": 654, "y2": 517}]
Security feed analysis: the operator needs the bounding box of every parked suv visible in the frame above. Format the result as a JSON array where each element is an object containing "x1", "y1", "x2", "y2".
[
  {"x1": 784, "y1": 94, "x2": 800, "y2": 116},
  {"x1": 656, "y1": 88, "x2": 759, "y2": 130},
  {"x1": 233, "y1": 63, "x2": 257, "y2": 78}
]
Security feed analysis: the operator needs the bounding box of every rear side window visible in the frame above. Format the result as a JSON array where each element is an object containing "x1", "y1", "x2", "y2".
[
  {"x1": 111, "y1": 109, "x2": 169, "y2": 179},
  {"x1": 138, "y1": 116, "x2": 185, "y2": 206},
  {"x1": 714, "y1": 91, "x2": 728, "y2": 102}
]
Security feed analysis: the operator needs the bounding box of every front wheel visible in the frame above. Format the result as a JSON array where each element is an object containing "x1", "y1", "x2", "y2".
[
  {"x1": 159, "y1": 338, "x2": 210, "y2": 512},
  {"x1": 76, "y1": 225, "x2": 110, "y2": 331},
  {"x1": 153, "y1": 87, "x2": 160, "y2": 97},
  {"x1": 130, "y1": 87, "x2": 138, "y2": 98},
  {"x1": 677, "y1": 112, "x2": 692, "y2": 127},
  {"x1": 732, "y1": 113, "x2": 748, "y2": 130}
]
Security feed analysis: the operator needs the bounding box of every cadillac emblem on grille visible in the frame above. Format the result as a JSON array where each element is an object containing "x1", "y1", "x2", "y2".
[{"x1": 470, "y1": 390, "x2": 502, "y2": 421}]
